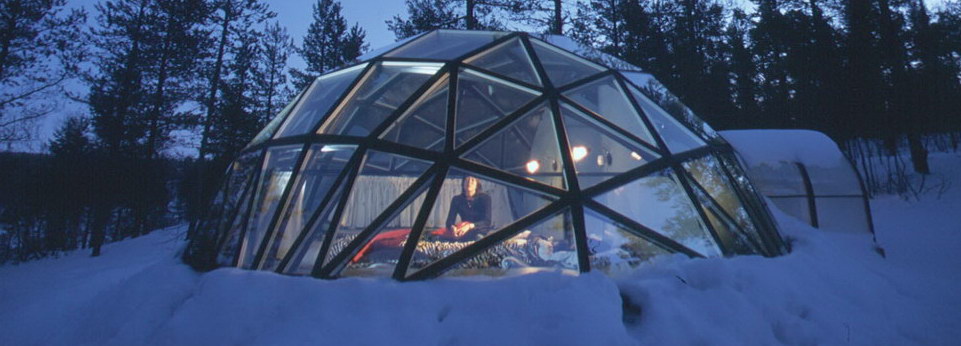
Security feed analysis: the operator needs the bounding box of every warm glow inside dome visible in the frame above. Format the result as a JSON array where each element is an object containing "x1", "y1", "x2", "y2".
[{"x1": 185, "y1": 30, "x2": 786, "y2": 281}]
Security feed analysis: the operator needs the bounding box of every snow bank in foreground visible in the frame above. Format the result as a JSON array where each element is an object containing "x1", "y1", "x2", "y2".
[{"x1": 1, "y1": 154, "x2": 960, "y2": 345}]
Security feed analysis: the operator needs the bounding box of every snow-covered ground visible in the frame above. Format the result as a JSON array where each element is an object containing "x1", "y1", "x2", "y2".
[{"x1": 2, "y1": 153, "x2": 959, "y2": 345}]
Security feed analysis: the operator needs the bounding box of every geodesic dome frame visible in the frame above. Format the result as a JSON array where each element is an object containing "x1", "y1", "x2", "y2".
[{"x1": 187, "y1": 30, "x2": 786, "y2": 281}]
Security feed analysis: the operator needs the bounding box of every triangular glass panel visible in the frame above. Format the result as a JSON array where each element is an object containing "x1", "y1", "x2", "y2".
[
  {"x1": 462, "y1": 103, "x2": 566, "y2": 189},
  {"x1": 323, "y1": 150, "x2": 432, "y2": 267},
  {"x1": 686, "y1": 178, "x2": 758, "y2": 255},
  {"x1": 622, "y1": 71, "x2": 721, "y2": 144},
  {"x1": 584, "y1": 207, "x2": 672, "y2": 275},
  {"x1": 529, "y1": 39, "x2": 605, "y2": 87},
  {"x1": 560, "y1": 103, "x2": 660, "y2": 189},
  {"x1": 341, "y1": 186, "x2": 431, "y2": 277},
  {"x1": 318, "y1": 61, "x2": 443, "y2": 137},
  {"x1": 237, "y1": 145, "x2": 304, "y2": 268},
  {"x1": 405, "y1": 168, "x2": 556, "y2": 275},
  {"x1": 385, "y1": 30, "x2": 508, "y2": 60},
  {"x1": 216, "y1": 179, "x2": 257, "y2": 266},
  {"x1": 562, "y1": 75, "x2": 656, "y2": 146},
  {"x1": 594, "y1": 168, "x2": 721, "y2": 257},
  {"x1": 464, "y1": 38, "x2": 541, "y2": 87},
  {"x1": 440, "y1": 210, "x2": 578, "y2": 277},
  {"x1": 626, "y1": 83, "x2": 706, "y2": 154},
  {"x1": 683, "y1": 155, "x2": 764, "y2": 253},
  {"x1": 454, "y1": 68, "x2": 541, "y2": 146},
  {"x1": 247, "y1": 90, "x2": 303, "y2": 147},
  {"x1": 378, "y1": 74, "x2": 449, "y2": 151},
  {"x1": 259, "y1": 144, "x2": 357, "y2": 271},
  {"x1": 274, "y1": 64, "x2": 367, "y2": 138},
  {"x1": 282, "y1": 181, "x2": 347, "y2": 275}
]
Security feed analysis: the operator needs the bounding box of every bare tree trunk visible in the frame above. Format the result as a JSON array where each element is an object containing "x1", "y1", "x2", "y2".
[
  {"x1": 553, "y1": 0, "x2": 562, "y2": 34},
  {"x1": 466, "y1": 0, "x2": 476, "y2": 29},
  {"x1": 907, "y1": 133, "x2": 930, "y2": 174}
]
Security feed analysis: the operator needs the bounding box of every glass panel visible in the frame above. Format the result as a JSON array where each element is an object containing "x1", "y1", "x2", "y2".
[
  {"x1": 539, "y1": 34, "x2": 640, "y2": 71},
  {"x1": 211, "y1": 151, "x2": 262, "y2": 236},
  {"x1": 318, "y1": 62, "x2": 443, "y2": 137},
  {"x1": 406, "y1": 168, "x2": 556, "y2": 274},
  {"x1": 356, "y1": 31, "x2": 426, "y2": 61},
  {"x1": 462, "y1": 103, "x2": 565, "y2": 189},
  {"x1": 716, "y1": 151, "x2": 782, "y2": 250},
  {"x1": 626, "y1": 83, "x2": 706, "y2": 154},
  {"x1": 248, "y1": 90, "x2": 303, "y2": 147},
  {"x1": 464, "y1": 37, "x2": 541, "y2": 86},
  {"x1": 259, "y1": 145, "x2": 356, "y2": 271},
  {"x1": 769, "y1": 197, "x2": 812, "y2": 226},
  {"x1": 378, "y1": 74, "x2": 449, "y2": 151},
  {"x1": 323, "y1": 151, "x2": 432, "y2": 266},
  {"x1": 684, "y1": 156, "x2": 764, "y2": 251},
  {"x1": 455, "y1": 68, "x2": 540, "y2": 146},
  {"x1": 687, "y1": 180, "x2": 759, "y2": 255},
  {"x1": 815, "y1": 197, "x2": 871, "y2": 233},
  {"x1": 594, "y1": 168, "x2": 721, "y2": 257},
  {"x1": 742, "y1": 162, "x2": 806, "y2": 197},
  {"x1": 274, "y1": 64, "x2": 366, "y2": 138},
  {"x1": 341, "y1": 187, "x2": 431, "y2": 277},
  {"x1": 585, "y1": 207, "x2": 672, "y2": 274},
  {"x1": 385, "y1": 29, "x2": 508, "y2": 60},
  {"x1": 442, "y1": 210, "x2": 578, "y2": 277},
  {"x1": 216, "y1": 182, "x2": 256, "y2": 266},
  {"x1": 237, "y1": 145, "x2": 304, "y2": 268},
  {"x1": 282, "y1": 184, "x2": 345, "y2": 275},
  {"x1": 806, "y1": 163, "x2": 863, "y2": 196},
  {"x1": 560, "y1": 103, "x2": 660, "y2": 189},
  {"x1": 621, "y1": 71, "x2": 721, "y2": 143},
  {"x1": 563, "y1": 75, "x2": 655, "y2": 146},
  {"x1": 529, "y1": 39, "x2": 605, "y2": 87}
]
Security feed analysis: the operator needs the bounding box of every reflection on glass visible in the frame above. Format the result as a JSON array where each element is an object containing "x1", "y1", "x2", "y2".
[
  {"x1": 529, "y1": 39, "x2": 605, "y2": 87},
  {"x1": 259, "y1": 145, "x2": 356, "y2": 271},
  {"x1": 323, "y1": 151, "x2": 432, "y2": 267},
  {"x1": 248, "y1": 90, "x2": 303, "y2": 147},
  {"x1": 216, "y1": 182, "x2": 255, "y2": 266},
  {"x1": 406, "y1": 168, "x2": 555, "y2": 275},
  {"x1": 595, "y1": 169, "x2": 721, "y2": 257},
  {"x1": 274, "y1": 64, "x2": 366, "y2": 138},
  {"x1": 462, "y1": 103, "x2": 565, "y2": 189},
  {"x1": 442, "y1": 210, "x2": 578, "y2": 277},
  {"x1": 237, "y1": 145, "x2": 304, "y2": 268},
  {"x1": 464, "y1": 37, "x2": 541, "y2": 86},
  {"x1": 455, "y1": 68, "x2": 540, "y2": 146},
  {"x1": 385, "y1": 30, "x2": 508, "y2": 60},
  {"x1": 560, "y1": 103, "x2": 659, "y2": 189},
  {"x1": 378, "y1": 75, "x2": 449, "y2": 151},
  {"x1": 626, "y1": 83, "x2": 706, "y2": 154},
  {"x1": 318, "y1": 62, "x2": 442, "y2": 136},
  {"x1": 584, "y1": 208, "x2": 672, "y2": 274},
  {"x1": 563, "y1": 75, "x2": 656, "y2": 146},
  {"x1": 683, "y1": 155, "x2": 764, "y2": 253},
  {"x1": 282, "y1": 186, "x2": 343, "y2": 275},
  {"x1": 621, "y1": 71, "x2": 721, "y2": 143}
]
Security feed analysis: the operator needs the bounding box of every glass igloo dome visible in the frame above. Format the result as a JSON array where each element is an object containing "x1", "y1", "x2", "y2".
[{"x1": 185, "y1": 30, "x2": 786, "y2": 280}]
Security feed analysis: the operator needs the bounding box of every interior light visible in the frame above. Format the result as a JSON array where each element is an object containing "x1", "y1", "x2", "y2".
[
  {"x1": 596, "y1": 155, "x2": 605, "y2": 166},
  {"x1": 571, "y1": 146, "x2": 588, "y2": 162},
  {"x1": 630, "y1": 151, "x2": 643, "y2": 160},
  {"x1": 526, "y1": 160, "x2": 540, "y2": 174}
]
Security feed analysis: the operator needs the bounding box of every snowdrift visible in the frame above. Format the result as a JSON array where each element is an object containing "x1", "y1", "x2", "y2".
[{"x1": 2, "y1": 154, "x2": 960, "y2": 345}]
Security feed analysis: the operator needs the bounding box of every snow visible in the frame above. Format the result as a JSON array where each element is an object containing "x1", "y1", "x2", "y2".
[
  {"x1": 720, "y1": 129, "x2": 849, "y2": 169},
  {"x1": 2, "y1": 154, "x2": 960, "y2": 345}
]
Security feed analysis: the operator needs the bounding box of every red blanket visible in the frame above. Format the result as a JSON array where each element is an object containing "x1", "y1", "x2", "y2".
[{"x1": 351, "y1": 222, "x2": 469, "y2": 263}]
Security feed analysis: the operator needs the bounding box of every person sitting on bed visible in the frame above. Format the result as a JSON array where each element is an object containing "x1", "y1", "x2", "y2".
[{"x1": 444, "y1": 175, "x2": 492, "y2": 240}]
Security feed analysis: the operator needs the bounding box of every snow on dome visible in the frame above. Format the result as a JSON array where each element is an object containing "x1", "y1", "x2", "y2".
[{"x1": 184, "y1": 30, "x2": 786, "y2": 281}]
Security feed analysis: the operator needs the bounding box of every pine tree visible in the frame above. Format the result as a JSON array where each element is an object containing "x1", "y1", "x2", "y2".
[
  {"x1": 0, "y1": 0, "x2": 87, "y2": 146},
  {"x1": 253, "y1": 21, "x2": 294, "y2": 127},
  {"x1": 386, "y1": 0, "x2": 504, "y2": 39},
  {"x1": 290, "y1": 0, "x2": 367, "y2": 89}
]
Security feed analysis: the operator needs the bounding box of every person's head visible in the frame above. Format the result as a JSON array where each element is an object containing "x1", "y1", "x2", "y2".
[{"x1": 462, "y1": 176, "x2": 481, "y2": 198}]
